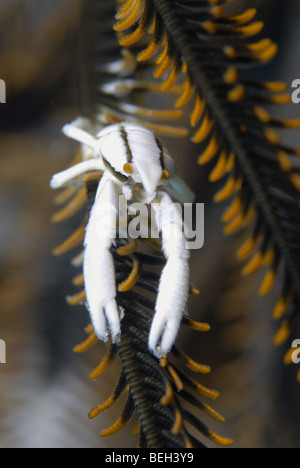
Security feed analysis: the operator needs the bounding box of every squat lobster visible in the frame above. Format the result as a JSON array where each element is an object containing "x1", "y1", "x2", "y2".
[{"x1": 51, "y1": 120, "x2": 191, "y2": 358}]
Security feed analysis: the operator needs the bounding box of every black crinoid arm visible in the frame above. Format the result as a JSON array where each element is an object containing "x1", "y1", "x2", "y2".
[
  {"x1": 71, "y1": 233, "x2": 233, "y2": 448},
  {"x1": 114, "y1": 0, "x2": 300, "y2": 362}
]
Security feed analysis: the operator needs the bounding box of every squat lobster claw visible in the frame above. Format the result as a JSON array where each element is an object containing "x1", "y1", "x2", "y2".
[{"x1": 50, "y1": 120, "x2": 192, "y2": 358}]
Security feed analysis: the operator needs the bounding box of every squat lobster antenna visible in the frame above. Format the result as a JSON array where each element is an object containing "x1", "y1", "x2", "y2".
[
  {"x1": 62, "y1": 123, "x2": 100, "y2": 151},
  {"x1": 50, "y1": 159, "x2": 103, "y2": 189}
]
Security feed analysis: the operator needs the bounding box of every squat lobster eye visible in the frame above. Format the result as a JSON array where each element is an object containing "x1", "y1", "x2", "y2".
[
  {"x1": 123, "y1": 163, "x2": 133, "y2": 174},
  {"x1": 162, "y1": 170, "x2": 170, "y2": 180}
]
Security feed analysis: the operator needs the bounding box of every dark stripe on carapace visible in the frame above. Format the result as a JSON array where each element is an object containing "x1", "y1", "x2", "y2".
[
  {"x1": 155, "y1": 137, "x2": 165, "y2": 170},
  {"x1": 103, "y1": 157, "x2": 128, "y2": 183},
  {"x1": 120, "y1": 125, "x2": 133, "y2": 163}
]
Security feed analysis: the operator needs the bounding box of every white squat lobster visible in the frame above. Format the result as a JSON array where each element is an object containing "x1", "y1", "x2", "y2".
[{"x1": 51, "y1": 120, "x2": 192, "y2": 358}]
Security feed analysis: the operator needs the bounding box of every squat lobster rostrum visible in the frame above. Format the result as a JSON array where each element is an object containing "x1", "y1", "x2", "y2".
[{"x1": 51, "y1": 121, "x2": 192, "y2": 358}]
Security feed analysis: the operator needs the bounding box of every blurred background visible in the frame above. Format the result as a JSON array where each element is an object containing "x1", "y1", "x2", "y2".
[{"x1": 0, "y1": 0, "x2": 299, "y2": 448}]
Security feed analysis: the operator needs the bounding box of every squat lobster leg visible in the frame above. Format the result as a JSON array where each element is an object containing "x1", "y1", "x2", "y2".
[
  {"x1": 150, "y1": 192, "x2": 190, "y2": 358},
  {"x1": 84, "y1": 174, "x2": 122, "y2": 343}
]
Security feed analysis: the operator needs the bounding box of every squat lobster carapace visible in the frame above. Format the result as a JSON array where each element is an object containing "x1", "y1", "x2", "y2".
[{"x1": 51, "y1": 120, "x2": 192, "y2": 358}]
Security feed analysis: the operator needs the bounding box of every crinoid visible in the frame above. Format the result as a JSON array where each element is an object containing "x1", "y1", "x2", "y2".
[
  {"x1": 50, "y1": 0, "x2": 300, "y2": 448},
  {"x1": 50, "y1": 0, "x2": 234, "y2": 448}
]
